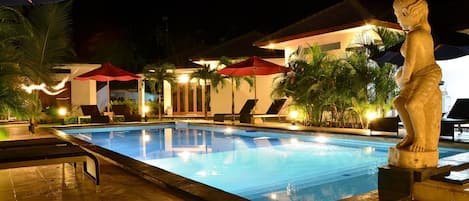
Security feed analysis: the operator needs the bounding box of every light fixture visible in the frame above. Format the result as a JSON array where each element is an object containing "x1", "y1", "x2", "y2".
[
  {"x1": 143, "y1": 105, "x2": 150, "y2": 122},
  {"x1": 289, "y1": 110, "x2": 299, "y2": 125},
  {"x1": 58, "y1": 107, "x2": 67, "y2": 125}
]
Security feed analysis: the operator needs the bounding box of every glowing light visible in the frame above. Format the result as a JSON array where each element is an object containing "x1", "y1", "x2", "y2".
[
  {"x1": 142, "y1": 134, "x2": 151, "y2": 142},
  {"x1": 21, "y1": 76, "x2": 68, "y2": 95},
  {"x1": 366, "y1": 111, "x2": 378, "y2": 121},
  {"x1": 267, "y1": 43, "x2": 275, "y2": 49},
  {"x1": 289, "y1": 110, "x2": 299, "y2": 119},
  {"x1": 51, "y1": 76, "x2": 69, "y2": 90},
  {"x1": 58, "y1": 107, "x2": 67, "y2": 116},
  {"x1": 148, "y1": 69, "x2": 156, "y2": 73},
  {"x1": 177, "y1": 151, "x2": 191, "y2": 162},
  {"x1": 196, "y1": 171, "x2": 208, "y2": 177},
  {"x1": 288, "y1": 125, "x2": 299, "y2": 130},
  {"x1": 270, "y1": 193, "x2": 277, "y2": 200},
  {"x1": 315, "y1": 136, "x2": 329, "y2": 143},
  {"x1": 290, "y1": 138, "x2": 299, "y2": 144},
  {"x1": 178, "y1": 74, "x2": 189, "y2": 83},
  {"x1": 143, "y1": 105, "x2": 150, "y2": 114},
  {"x1": 225, "y1": 127, "x2": 233, "y2": 134},
  {"x1": 364, "y1": 146, "x2": 375, "y2": 154}
]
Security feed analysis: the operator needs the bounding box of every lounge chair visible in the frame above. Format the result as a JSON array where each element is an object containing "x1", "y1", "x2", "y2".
[
  {"x1": 0, "y1": 138, "x2": 100, "y2": 185},
  {"x1": 369, "y1": 116, "x2": 400, "y2": 136},
  {"x1": 214, "y1": 99, "x2": 258, "y2": 123},
  {"x1": 441, "y1": 98, "x2": 469, "y2": 141},
  {"x1": 80, "y1": 105, "x2": 110, "y2": 123},
  {"x1": 0, "y1": 137, "x2": 71, "y2": 149},
  {"x1": 253, "y1": 98, "x2": 288, "y2": 121},
  {"x1": 112, "y1": 104, "x2": 141, "y2": 122}
]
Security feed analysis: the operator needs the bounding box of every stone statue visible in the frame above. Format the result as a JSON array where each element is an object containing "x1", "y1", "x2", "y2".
[{"x1": 389, "y1": 0, "x2": 442, "y2": 168}]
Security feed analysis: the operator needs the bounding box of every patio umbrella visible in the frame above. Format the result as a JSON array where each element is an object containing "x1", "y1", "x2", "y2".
[
  {"x1": 216, "y1": 56, "x2": 290, "y2": 120},
  {"x1": 434, "y1": 44, "x2": 469, "y2": 60},
  {"x1": 375, "y1": 44, "x2": 469, "y2": 66},
  {"x1": 75, "y1": 62, "x2": 141, "y2": 113}
]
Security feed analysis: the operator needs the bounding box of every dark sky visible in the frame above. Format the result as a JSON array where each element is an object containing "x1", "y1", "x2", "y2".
[
  {"x1": 66, "y1": 0, "x2": 469, "y2": 71},
  {"x1": 72, "y1": 0, "x2": 342, "y2": 42},
  {"x1": 71, "y1": 0, "x2": 342, "y2": 62}
]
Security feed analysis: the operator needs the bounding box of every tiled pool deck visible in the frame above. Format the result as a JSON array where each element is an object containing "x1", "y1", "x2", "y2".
[{"x1": 1, "y1": 121, "x2": 468, "y2": 201}]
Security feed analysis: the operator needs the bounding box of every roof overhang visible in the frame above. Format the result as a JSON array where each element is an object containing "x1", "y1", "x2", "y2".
[{"x1": 255, "y1": 19, "x2": 402, "y2": 49}]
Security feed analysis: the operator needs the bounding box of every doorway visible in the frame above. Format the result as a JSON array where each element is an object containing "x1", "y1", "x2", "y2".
[{"x1": 172, "y1": 83, "x2": 209, "y2": 115}]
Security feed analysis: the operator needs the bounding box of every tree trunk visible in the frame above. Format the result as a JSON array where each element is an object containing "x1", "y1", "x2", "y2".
[
  {"x1": 158, "y1": 84, "x2": 162, "y2": 120},
  {"x1": 204, "y1": 82, "x2": 208, "y2": 120}
]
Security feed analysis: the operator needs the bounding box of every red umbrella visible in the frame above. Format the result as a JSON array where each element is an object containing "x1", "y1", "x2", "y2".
[
  {"x1": 75, "y1": 62, "x2": 141, "y2": 112},
  {"x1": 216, "y1": 56, "x2": 290, "y2": 120}
]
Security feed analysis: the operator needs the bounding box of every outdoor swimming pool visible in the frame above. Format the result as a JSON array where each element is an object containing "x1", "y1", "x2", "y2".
[{"x1": 60, "y1": 124, "x2": 466, "y2": 201}]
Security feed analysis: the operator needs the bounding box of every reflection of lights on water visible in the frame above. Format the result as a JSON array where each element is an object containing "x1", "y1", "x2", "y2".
[
  {"x1": 270, "y1": 193, "x2": 277, "y2": 200},
  {"x1": 225, "y1": 127, "x2": 233, "y2": 134},
  {"x1": 142, "y1": 134, "x2": 151, "y2": 142},
  {"x1": 289, "y1": 138, "x2": 299, "y2": 144},
  {"x1": 315, "y1": 136, "x2": 329, "y2": 143},
  {"x1": 364, "y1": 146, "x2": 375, "y2": 154},
  {"x1": 177, "y1": 151, "x2": 191, "y2": 162},
  {"x1": 196, "y1": 170, "x2": 218, "y2": 177},
  {"x1": 287, "y1": 125, "x2": 299, "y2": 130},
  {"x1": 196, "y1": 171, "x2": 207, "y2": 177}
]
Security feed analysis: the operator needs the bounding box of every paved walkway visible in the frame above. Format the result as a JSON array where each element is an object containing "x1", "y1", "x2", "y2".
[{"x1": 0, "y1": 124, "x2": 188, "y2": 201}]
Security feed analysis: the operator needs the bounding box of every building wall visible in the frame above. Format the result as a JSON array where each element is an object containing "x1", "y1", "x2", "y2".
[
  {"x1": 66, "y1": 64, "x2": 101, "y2": 114},
  {"x1": 282, "y1": 25, "x2": 401, "y2": 59}
]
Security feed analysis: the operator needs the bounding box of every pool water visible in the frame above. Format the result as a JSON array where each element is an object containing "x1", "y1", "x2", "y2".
[{"x1": 61, "y1": 124, "x2": 466, "y2": 201}]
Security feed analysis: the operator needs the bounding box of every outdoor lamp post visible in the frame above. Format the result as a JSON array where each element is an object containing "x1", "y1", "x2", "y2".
[
  {"x1": 289, "y1": 110, "x2": 299, "y2": 125},
  {"x1": 143, "y1": 105, "x2": 150, "y2": 122},
  {"x1": 58, "y1": 107, "x2": 67, "y2": 125}
]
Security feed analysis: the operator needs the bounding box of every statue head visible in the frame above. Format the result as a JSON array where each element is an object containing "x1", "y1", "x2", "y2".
[{"x1": 393, "y1": 0, "x2": 429, "y2": 31}]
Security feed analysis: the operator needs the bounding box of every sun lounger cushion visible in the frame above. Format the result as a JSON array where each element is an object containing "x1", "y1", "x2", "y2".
[{"x1": 0, "y1": 140, "x2": 100, "y2": 185}]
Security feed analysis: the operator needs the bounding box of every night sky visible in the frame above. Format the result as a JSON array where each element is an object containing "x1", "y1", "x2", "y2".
[
  {"x1": 70, "y1": 0, "x2": 342, "y2": 70},
  {"x1": 3, "y1": 0, "x2": 467, "y2": 71}
]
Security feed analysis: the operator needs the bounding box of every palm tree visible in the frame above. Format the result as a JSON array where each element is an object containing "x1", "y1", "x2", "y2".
[
  {"x1": 217, "y1": 56, "x2": 253, "y2": 119},
  {"x1": 0, "y1": 3, "x2": 74, "y2": 131},
  {"x1": 272, "y1": 44, "x2": 334, "y2": 126},
  {"x1": 143, "y1": 63, "x2": 176, "y2": 120},
  {"x1": 190, "y1": 64, "x2": 226, "y2": 119}
]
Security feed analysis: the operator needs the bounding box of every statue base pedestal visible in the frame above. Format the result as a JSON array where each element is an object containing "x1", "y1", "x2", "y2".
[
  {"x1": 388, "y1": 146, "x2": 439, "y2": 169},
  {"x1": 378, "y1": 147, "x2": 451, "y2": 201}
]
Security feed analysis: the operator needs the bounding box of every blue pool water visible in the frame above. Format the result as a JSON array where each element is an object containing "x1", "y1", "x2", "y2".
[{"x1": 60, "y1": 124, "x2": 466, "y2": 201}]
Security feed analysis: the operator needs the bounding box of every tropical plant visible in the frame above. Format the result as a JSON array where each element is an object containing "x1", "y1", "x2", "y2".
[
  {"x1": 0, "y1": 2, "x2": 74, "y2": 131},
  {"x1": 345, "y1": 52, "x2": 375, "y2": 129},
  {"x1": 272, "y1": 44, "x2": 335, "y2": 126},
  {"x1": 347, "y1": 25, "x2": 404, "y2": 126},
  {"x1": 143, "y1": 63, "x2": 176, "y2": 120},
  {"x1": 190, "y1": 64, "x2": 226, "y2": 119}
]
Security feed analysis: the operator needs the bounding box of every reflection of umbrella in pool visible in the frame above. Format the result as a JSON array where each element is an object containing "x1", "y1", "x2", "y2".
[
  {"x1": 75, "y1": 62, "x2": 141, "y2": 112},
  {"x1": 216, "y1": 56, "x2": 290, "y2": 120}
]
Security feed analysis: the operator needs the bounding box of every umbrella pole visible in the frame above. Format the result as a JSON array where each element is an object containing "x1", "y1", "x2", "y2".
[
  {"x1": 231, "y1": 77, "x2": 235, "y2": 123},
  {"x1": 107, "y1": 80, "x2": 110, "y2": 113},
  {"x1": 253, "y1": 67, "x2": 257, "y2": 115}
]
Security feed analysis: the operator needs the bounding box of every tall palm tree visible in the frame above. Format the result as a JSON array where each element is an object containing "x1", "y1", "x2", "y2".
[
  {"x1": 143, "y1": 63, "x2": 176, "y2": 120},
  {"x1": 190, "y1": 64, "x2": 226, "y2": 119},
  {"x1": 0, "y1": 3, "x2": 74, "y2": 131}
]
